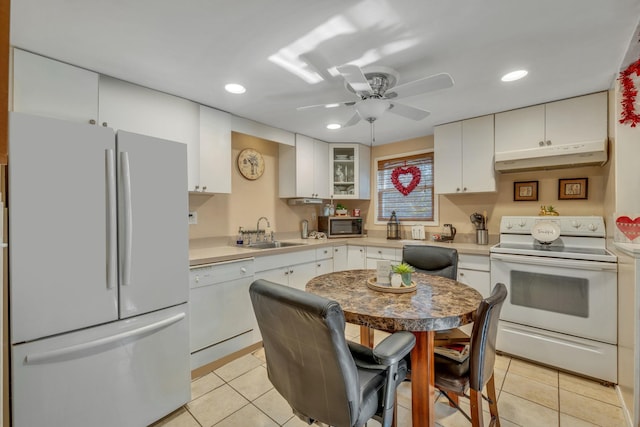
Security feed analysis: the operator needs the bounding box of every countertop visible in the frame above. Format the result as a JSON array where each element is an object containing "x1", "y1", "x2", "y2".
[{"x1": 189, "y1": 236, "x2": 492, "y2": 266}]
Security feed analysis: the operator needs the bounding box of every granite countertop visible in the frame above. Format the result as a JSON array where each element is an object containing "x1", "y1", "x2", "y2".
[
  {"x1": 189, "y1": 236, "x2": 493, "y2": 266},
  {"x1": 306, "y1": 270, "x2": 483, "y2": 331}
]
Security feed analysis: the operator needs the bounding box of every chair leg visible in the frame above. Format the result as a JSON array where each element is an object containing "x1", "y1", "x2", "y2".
[
  {"x1": 469, "y1": 389, "x2": 484, "y2": 427},
  {"x1": 446, "y1": 391, "x2": 459, "y2": 407},
  {"x1": 486, "y1": 373, "x2": 500, "y2": 427}
]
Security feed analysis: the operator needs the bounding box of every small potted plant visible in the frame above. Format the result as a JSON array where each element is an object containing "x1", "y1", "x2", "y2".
[
  {"x1": 391, "y1": 263, "x2": 415, "y2": 287},
  {"x1": 335, "y1": 203, "x2": 348, "y2": 215}
]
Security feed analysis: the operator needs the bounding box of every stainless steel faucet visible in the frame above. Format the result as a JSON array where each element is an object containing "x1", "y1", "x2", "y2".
[{"x1": 256, "y1": 216, "x2": 271, "y2": 240}]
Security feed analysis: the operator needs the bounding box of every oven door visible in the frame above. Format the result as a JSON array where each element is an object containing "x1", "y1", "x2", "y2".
[{"x1": 490, "y1": 253, "x2": 617, "y2": 344}]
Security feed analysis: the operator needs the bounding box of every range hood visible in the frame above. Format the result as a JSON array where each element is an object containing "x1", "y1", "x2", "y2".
[
  {"x1": 495, "y1": 140, "x2": 608, "y2": 172},
  {"x1": 287, "y1": 198, "x2": 324, "y2": 205}
]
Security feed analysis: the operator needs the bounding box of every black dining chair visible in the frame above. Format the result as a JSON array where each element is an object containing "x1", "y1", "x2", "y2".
[
  {"x1": 249, "y1": 279, "x2": 416, "y2": 427},
  {"x1": 402, "y1": 245, "x2": 458, "y2": 280},
  {"x1": 433, "y1": 282, "x2": 508, "y2": 427}
]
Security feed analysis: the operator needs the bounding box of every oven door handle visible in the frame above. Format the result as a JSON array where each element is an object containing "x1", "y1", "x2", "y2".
[{"x1": 490, "y1": 253, "x2": 617, "y2": 271}]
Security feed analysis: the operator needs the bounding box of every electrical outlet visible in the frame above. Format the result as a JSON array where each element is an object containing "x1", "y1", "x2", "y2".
[
  {"x1": 311, "y1": 212, "x2": 317, "y2": 220},
  {"x1": 188, "y1": 211, "x2": 198, "y2": 225}
]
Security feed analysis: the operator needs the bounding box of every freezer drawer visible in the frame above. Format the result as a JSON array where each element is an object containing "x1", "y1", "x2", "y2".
[{"x1": 12, "y1": 304, "x2": 190, "y2": 427}]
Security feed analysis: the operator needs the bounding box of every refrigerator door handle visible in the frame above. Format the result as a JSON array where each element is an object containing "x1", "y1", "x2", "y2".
[
  {"x1": 121, "y1": 151, "x2": 133, "y2": 286},
  {"x1": 106, "y1": 149, "x2": 117, "y2": 289},
  {"x1": 24, "y1": 312, "x2": 186, "y2": 364}
]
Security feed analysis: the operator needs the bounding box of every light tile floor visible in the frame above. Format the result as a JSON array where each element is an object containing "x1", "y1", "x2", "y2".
[{"x1": 152, "y1": 324, "x2": 626, "y2": 427}]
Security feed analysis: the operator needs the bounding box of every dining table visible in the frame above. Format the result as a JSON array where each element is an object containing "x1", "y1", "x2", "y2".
[{"x1": 306, "y1": 269, "x2": 483, "y2": 427}]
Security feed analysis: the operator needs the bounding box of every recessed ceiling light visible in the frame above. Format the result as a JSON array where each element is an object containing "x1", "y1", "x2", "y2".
[
  {"x1": 225, "y1": 83, "x2": 246, "y2": 94},
  {"x1": 326, "y1": 123, "x2": 341, "y2": 130},
  {"x1": 325, "y1": 103, "x2": 340, "y2": 108},
  {"x1": 501, "y1": 70, "x2": 528, "y2": 82}
]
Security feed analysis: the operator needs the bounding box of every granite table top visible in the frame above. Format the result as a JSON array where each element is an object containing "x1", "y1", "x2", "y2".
[{"x1": 306, "y1": 269, "x2": 483, "y2": 332}]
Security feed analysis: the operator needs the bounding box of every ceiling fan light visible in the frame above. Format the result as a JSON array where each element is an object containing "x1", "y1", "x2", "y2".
[
  {"x1": 355, "y1": 98, "x2": 390, "y2": 121},
  {"x1": 326, "y1": 123, "x2": 341, "y2": 130},
  {"x1": 501, "y1": 70, "x2": 528, "y2": 82}
]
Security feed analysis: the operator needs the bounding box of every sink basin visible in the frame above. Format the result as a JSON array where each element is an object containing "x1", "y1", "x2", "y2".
[{"x1": 243, "y1": 241, "x2": 306, "y2": 250}]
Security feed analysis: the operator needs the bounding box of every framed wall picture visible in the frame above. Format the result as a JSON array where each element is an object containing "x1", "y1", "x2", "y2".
[
  {"x1": 559, "y1": 178, "x2": 588, "y2": 200},
  {"x1": 514, "y1": 181, "x2": 538, "y2": 201}
]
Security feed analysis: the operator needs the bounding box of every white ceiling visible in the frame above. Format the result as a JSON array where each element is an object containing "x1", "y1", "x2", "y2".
[{"x1": 10, "y1": 0, "x2": 640, "y2": 145}]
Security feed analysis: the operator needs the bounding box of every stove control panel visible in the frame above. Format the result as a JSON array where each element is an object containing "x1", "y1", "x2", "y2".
[{"x1": 500, "y1": 216, "x2": 605, "y2": 237}]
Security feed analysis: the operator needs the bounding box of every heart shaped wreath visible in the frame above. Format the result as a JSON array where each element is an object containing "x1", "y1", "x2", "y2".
[{"x1": 391, "y1": 166, "x2": 421, "y2": 196}]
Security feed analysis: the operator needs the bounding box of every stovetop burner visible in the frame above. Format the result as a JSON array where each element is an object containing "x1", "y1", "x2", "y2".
[{"x1": 492, "y1": 216, "x2": 617, "y2": 262}]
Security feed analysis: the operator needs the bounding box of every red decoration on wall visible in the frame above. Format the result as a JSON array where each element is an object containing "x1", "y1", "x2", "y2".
[
  {"x1": 619, "y1": 58, "x2": 640, "y2": 127},
  {"x1": 391, "y1": 166, "x2": 421, "y2": 196},
  {"x1": 616, "y1": 216, "x2": 640, "y2": 241}
]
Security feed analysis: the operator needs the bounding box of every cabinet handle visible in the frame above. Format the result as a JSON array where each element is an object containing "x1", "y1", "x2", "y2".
[
  {"x1": 89, "y1": 119, "x2": 96, "y2": 125},
  {"x1": 459, "y1": 272, "x2": 465, "y2": 277},
  {"x1": 456, "y1": 188, "x2": 461, "y2": 192},
  {"x1": 195, "y1": 185, "x2": 200, "y2": 191},
  {"x1": 202, "y1": 186, "x2": 207, "y2": 191},
  {"x1": 240, "y1": 267, "x2": 247, "y2": 273},
  {"x1": 284, "y1": 271, "x2": 289, "y2": 275},
  {"x1": 289, "y1": 269, "x2": 294, "y2": 274},
  {"x1": 539, "y1": 141, "x2": 545, "y2": 146},
  {"x1": 463, "y1": 187, "x2": 467, "y2": 191},
  {"x1": 546, "y1": 140, "x2": 552, "y2": 145},
  {"x1": 102, "y1": 122, "x2": 108, "y2": 127}
]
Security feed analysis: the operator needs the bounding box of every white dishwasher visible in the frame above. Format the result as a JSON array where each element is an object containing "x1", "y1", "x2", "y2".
[{"x1": 189, "y1": 258, "x2": 255, "y2": 370}]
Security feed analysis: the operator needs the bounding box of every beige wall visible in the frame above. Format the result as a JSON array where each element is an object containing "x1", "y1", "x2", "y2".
[
  {"x1": 364, "y1": 135, "x2": 607, "y2": 240},
  {"x1": 191, "y1": 129, "x2": 608, "y2": 243}
]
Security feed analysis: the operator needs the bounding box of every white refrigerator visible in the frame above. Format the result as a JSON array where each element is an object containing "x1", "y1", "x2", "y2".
[{"x1": 8, "y1": 113, "x2": 190, "y2": 427}]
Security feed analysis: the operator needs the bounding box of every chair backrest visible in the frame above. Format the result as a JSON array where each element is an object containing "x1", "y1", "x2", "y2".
[
  {"x1": 468, "y1": 283, "x2": 508, "y2": 391},
  {"x1": 402, "y1": 245, "x2": 458, "y2": 279},
  {"x1": 249, "y1": 279, "x2": 360, "y2": 427}
]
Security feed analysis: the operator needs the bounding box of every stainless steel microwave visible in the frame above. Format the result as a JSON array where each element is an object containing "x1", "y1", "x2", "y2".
[{"x1": 318, "y1": 216, "x2": 364, "y2": 238}]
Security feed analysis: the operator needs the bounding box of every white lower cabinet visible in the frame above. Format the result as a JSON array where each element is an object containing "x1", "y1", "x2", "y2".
[
  {"x1": 347, "y1": 245, "x2": 366, "y2": 269},
  {"x1": 254, "y1": 250, "x2": 318, "y2": 291},
  {"x1": 316, "y1": 247, "x2": 334, "y2": 276},
  {"x1": 366, "y1": 246, "x2": 401, "y2": 269},
  {"x1": 457, "y1": 254, "x2": 490, "y2": 335},
  {"x1": 189, "y1": 258, "x2": 255, "y2": 370},
  {"x1": 333, "y1": 245, "x2": 348, "y2": 271}
]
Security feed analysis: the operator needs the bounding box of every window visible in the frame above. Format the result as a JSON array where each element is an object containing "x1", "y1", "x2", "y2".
[{"x1": 376, "y1": 151, "x2": 435, "y2": 223}]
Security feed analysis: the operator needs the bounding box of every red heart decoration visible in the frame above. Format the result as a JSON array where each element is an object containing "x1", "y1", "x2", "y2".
[
  {"x1": 616, "y1": 216, "x2": 640, "y2": 241},
  {"x1": 391, "y1": 166, "x2": 421, "y2": 196}
]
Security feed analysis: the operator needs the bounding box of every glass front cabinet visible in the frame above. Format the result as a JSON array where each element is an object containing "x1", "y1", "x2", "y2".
[{"x1": 329, "y1": 143, "x2": 370, "y2": 200}]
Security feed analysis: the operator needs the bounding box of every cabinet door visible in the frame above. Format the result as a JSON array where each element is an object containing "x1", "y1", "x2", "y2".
[
  {"x1": 434, "y1": 121, "x2": 462, "y2": 194},
  {"x1": 198, "y1": 106, "x2": 231, "y2": 193},
  {"x1": 313, "y1": 139, "x2": 330, "y2": 198},
  {"x1": 347, "y1": 245, "x2": 366, "y2": 269},
  {"x1": 494, "y1": 104, "x2": 545, "y2": 153},
  {"x1": 333, "y1": 245, "x2": 349, "y2": 271},
  {"x1": 98, "y1": 76, "x2": 199, "y2": 146},
  {"x1": 462, "y1": 115, "x2": 495, "y2": 193},
  {"x1": 316, "y1": 259, "x2": 334, "y2": 277},
  {"x1": 288, "y1": 261, "x2": 318, "y2": 291},
  {"x1": 12, "y1": 49, "x2": 98, "y2": 124},
  {"x1": 545, "y1": 92, "x2": 607, "y2": 146},
  {"x1": 296, "y1": 134, "x2": 316, "y2": 197},
  {"x1": 254, "y1": 267, "x2": 289, "y2": 287},
  {"x1": 457, "y1": 269, "x2": 490, "y2": 298}
]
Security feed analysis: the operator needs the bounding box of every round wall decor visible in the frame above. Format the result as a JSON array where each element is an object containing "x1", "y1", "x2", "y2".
[{"x1": 237, "y1": 148, "x2": 265, "y2": 180}]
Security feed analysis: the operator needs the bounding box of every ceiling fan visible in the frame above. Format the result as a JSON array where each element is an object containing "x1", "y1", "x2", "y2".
[{"x1": 297, "y1": 64, "x2": 454, "y2": 127}]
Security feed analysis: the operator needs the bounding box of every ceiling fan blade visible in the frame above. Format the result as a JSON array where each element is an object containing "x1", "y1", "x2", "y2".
[
  {"x1": 390, "y1": 73, "x2": 454, "y2": 99},
  {"x1": 296, "y1": 101, "x2": 356, "y2": 111},
  {"x1": 342, "y1": 113, "x2": 361, "y2": 127},
  {"x1": 388, "y1": 102, "x2": 431, "y2": 121},
  {"x1": 299, "y1": 51, "x2": 336, "y2": 81},
  {"x1": 336, "y1": 64, "x2": 373, "y2": 94}
]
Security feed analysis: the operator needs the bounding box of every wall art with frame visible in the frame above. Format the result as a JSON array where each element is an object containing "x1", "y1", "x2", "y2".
[
  {"x1": 558, "y1": 178, "x2": 588, "y2": 200},
  {"x1": 513, "y1": 181, "x2": 538, "y2": 201}
]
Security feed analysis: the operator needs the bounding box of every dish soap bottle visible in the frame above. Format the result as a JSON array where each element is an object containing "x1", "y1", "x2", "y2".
[{"x1": 236, "y1": 227, "x2": 244, "y2": 246}]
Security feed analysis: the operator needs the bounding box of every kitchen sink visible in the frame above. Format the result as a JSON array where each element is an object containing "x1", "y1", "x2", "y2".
[{"x1": 242, "y1": 241, "x2": 306, "y2": 250}]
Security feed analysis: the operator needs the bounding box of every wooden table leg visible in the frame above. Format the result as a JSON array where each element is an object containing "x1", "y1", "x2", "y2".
[
  {"x1": 411, "y1": 331, "x2": 435, "y2": 427},
  {"x1": 359, "y1": 325, "x2": 375, "y2": 348}
]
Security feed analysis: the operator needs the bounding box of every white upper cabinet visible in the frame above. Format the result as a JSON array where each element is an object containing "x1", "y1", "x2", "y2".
[
  {"x1": 435, "y1": 115, "x2": 496, "y2": 194},
  {"x1": 12, "y1": 49, "x2": 99, "y2": 124},
  {"x1": 197, "y1": 106, "x2": 231, "y2": 193},
  {"x1": 330, "y1": 143, "x2": 371, "y2": 200},
  {"x1": 98, "y1": 76, "x2": 199, "y2": 145},
  {"x1": 279, "y1": 134, "x2": 330, "y2": 199},
  {"x1": 495, "y1": 92, "x2": 607, "y2": 153}
]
